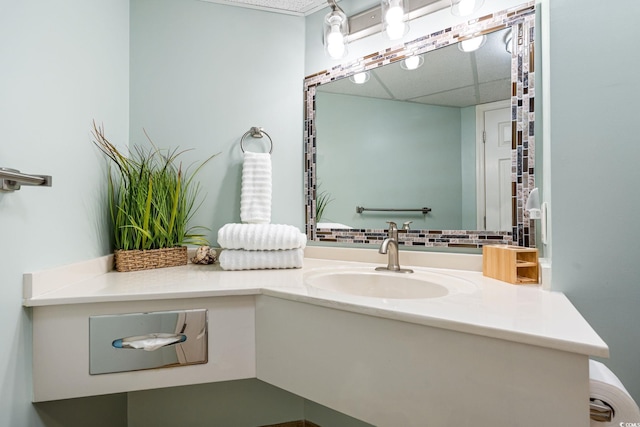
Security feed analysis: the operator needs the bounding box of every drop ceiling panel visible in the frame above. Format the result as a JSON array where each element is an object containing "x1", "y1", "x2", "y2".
[
  {"x1": 475, "y1": 30, "x2": 512, "y2": 84},
  {"x1": 477, "y1": 80, "x2": 512, "y2": 105},
  {"x1": 316, "y1": 27, "x2": 512, "y2": 108},
  {"x1": 412, "y1": 85, "x2": 480, "y2": 108},
  {"x1": 316, "y1": 74, "x2": 394, "y2": 100},
  {"x1": 375, "y1": 48, "x2": 477, "y2": 101}
]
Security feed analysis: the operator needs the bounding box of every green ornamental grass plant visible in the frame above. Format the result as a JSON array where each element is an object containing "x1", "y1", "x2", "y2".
[{"x1": 92, "y1": 121, "x2": 217, "y2": 251}]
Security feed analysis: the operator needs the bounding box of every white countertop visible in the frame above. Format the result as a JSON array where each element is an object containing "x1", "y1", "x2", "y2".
[{"x1": 23, "y1": 247, "x2": 609, "y2": 358}]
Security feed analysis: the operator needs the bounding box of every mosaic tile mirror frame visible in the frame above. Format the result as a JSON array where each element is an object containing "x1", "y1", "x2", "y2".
[{"x1": 304, "y1": 1, "x2": 536, "y2": 249}]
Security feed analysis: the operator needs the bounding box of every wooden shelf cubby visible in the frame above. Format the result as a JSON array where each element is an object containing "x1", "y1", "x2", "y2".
[{"x1": 482, "y1": 245, "x2": 539, "y2": 285}]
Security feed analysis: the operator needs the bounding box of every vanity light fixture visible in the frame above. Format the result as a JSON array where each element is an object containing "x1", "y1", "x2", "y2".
[
  {"x1": 381, "y1": 0, "x2": 409, "y2": 40},
  {"x1": 458, "y1": 34, "x2": 486, "y2": 52},
  {"x1": 324, "y1": 0, "x2": 349, "y2": 59},
  {"x1": 349, "y1": 71, "x2": 370, "y2": 84},
  {"x1": 401, "y1": 54, "x2": 424, "y2": 70},
  {"x1": 450, "y1": 0, "x2": 484, "y2": 16},
  {"x1": 323, "y1": 0, "x2": 452, "y2": 58}
]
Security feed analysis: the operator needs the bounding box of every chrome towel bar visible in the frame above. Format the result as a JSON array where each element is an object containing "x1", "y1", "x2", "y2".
[
  {"x1": 0, "y1": 167, "x2": 52, "y2": 192},
  {"x1": 356, "y1": 206, "x2": 432, "y2": 214}
]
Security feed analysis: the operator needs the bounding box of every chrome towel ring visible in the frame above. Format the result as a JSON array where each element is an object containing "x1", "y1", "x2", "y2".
[{"x1": 240, "y1": 126, "x2": 273, "y2": 154}]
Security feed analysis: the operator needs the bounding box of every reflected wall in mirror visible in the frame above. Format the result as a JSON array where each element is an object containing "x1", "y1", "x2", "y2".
[{"x1": 304, "y1": 1, "x2": 536, "y2": 249}]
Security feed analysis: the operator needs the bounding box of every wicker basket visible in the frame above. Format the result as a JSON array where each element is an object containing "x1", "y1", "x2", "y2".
[{"x1": 114, "y1": 246, "x2": 188, "y2": 272}]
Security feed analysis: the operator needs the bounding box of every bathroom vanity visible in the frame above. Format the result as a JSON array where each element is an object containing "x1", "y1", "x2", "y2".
[{"x1": 24, "y1": 247, "x2": 607, "y2": 427}]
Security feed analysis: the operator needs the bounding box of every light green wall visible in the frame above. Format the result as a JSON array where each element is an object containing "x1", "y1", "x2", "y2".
[
  {"x1": 316, "y1": 92, "x2": 462, "y2": 229},
  {"x1": 550, "y1": 0, "x2": 640, "y2": 403},
  {"x1": 0, "y1": 0, "x2": 129, "y2": 426},
  {"x1": 130, "y1": 0, "x2": 305, "y2": 242}
]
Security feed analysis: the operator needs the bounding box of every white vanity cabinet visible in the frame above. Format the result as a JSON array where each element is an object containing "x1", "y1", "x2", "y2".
[
  {"x1": 256, "y1": 295, "x2": 592, "y2": 427},
  {"x1": 31, "y1": 296, "x2": 255, "y2": 402},
  {"x1": 24, "y1": 251, "x2": 608, "y2": 425}
]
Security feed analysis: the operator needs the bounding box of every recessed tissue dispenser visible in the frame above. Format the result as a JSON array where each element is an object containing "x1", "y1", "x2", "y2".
[{"x1": 89, "y1": 309, "x2": 208, "y2": 375}]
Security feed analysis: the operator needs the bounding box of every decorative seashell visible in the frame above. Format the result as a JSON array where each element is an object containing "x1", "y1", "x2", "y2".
[{"x1": 191, "y1": 246, "x2": 218, "y2": 265}]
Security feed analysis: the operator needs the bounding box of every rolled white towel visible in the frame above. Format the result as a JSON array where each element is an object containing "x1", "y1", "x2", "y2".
[
  {"x1": 219, "y1": 249, "x2": 304, "y2": 271},
  {"x1": 218, "y1": 223, "x2": 307, "y2": 251},
  {"x1": 240, "y1": 152, "x2": 272, "y2": 224}
]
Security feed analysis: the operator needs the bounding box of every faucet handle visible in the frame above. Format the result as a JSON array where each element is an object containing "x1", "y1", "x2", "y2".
[
  {"x1": 402, "y1": 221, "x2": 412, "y2": 230},
  {"x1": 386, "y1": 221, "x2": 397, "y2": 230}
]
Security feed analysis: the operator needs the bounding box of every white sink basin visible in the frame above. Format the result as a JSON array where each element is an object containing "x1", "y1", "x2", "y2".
[{"x1": 304, "y1": 268, "x2": 476, "y2": 300}]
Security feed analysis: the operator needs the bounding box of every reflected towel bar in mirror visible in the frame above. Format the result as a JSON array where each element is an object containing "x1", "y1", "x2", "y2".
[
  {"x1": 0, "y1": 167, "x2": 52, "y2": 192},
  {"x1": 356, "y1": 206, "x2": 432, "y2": 214}
]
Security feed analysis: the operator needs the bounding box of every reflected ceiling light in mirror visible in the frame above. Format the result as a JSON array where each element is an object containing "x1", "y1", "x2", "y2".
[
  {"x1": 450, "y1": 0, "x2": 484, "y2": 16},
  {"x1": 401, "y1": 54, "x2": 424, "y2": 70},
  {"x1": 349, "y1": 71, "x2": 370, "y2": 84},
  {"x1": 381, "y1": 0, "x2": 409, "y2": 40},
  {"x1": 324, "y1": 0, "x2": 349, "y2": 59},
  {"x1": 458, "y1": 34, "x2": 486, "y2": 52}
]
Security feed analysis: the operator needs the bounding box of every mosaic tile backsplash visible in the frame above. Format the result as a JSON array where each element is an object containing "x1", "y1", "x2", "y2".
[
  {"x1": 304, "y1": 2, "x2": 536, "y2": 249},
  {"x1": 317, "y1": 228, "x2": 513, "y2": 248}
]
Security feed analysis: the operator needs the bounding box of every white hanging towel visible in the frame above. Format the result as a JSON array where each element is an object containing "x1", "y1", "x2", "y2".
[
  {"x1": 240, "y1": 152, "x2": 272, "y2": 224},
  {"x1": 218, "y1": 223, "x2": 306, "y2": 251},
  {"x1": 219, "y1": 249, "x2": 304, "y2": 271}
]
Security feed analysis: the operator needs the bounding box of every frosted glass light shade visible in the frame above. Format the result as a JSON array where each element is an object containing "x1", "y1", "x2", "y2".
[
  {"x1": 401, "y1": 55, "x2": 424, "y2": 70},
  {"x1": 458, "y1": 35, "x2": 486, "y2": 52},
  {"x1": 349, "y1": 71, "x2": 370, "y2": 84}
]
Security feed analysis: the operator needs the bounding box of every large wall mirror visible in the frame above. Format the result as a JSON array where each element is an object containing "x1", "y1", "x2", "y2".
[{"x1": 304, "y1": 1, "x2": 536, "y2": 250}]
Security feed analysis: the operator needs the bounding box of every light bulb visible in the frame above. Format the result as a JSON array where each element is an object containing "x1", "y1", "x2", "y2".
[
  {"x1": 451, "y1": 0, "x2": 484, "y2": 17},
  {"x1": 327, "y1": 25, "x2": 344, "y2": 45},
  {"x1": 382, "y1": 0, "x2": 407, "y2": 40},
  {"x1": 324, "y1": 9, "x2": 347, "y2": 59},
  {"x1": 386, "y1": 22, "x2": 406, "y2": 40},
  {"x1": 385, "y1": 5, "x2": 404, "y2": 24},
  {"x1": 403, "y1": 55, "x2": 421, "y2": 70},
  {"x1": 327, "y1": 40, "x2": 345, "y2": 58},
  {"x1": 458, "y1": 0, "x2": 476, "y2": 16},
  {"x1": 326, "y1": 25, "x2": 345, "y2": 58}
]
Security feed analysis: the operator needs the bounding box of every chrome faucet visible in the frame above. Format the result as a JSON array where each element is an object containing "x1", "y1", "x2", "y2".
[{"x1": 375, "y1": 221, "x2": 413, "y2": 274}]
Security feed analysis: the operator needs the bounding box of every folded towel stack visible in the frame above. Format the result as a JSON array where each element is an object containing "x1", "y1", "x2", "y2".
[{"x1": 217, "y1": 223, "x2": 306, "y2": 271}]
